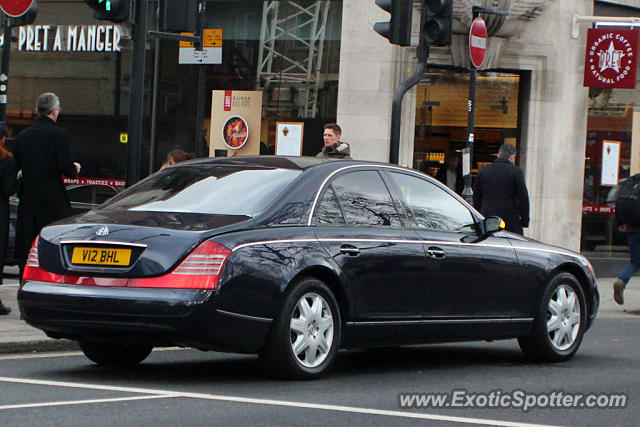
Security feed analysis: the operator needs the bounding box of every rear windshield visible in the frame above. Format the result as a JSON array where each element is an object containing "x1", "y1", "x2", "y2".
[{"x1": 100, "y1": 165, "x2": 301, "y2": 216}]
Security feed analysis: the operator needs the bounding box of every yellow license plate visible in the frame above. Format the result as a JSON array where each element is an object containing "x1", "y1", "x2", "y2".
[{"x1": 71, "y1": 247, "x2": 131, "y2": 266}]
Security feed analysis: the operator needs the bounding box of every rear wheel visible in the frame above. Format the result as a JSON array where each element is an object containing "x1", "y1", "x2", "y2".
[
  {"x1": 260, "y1": 277, "x2": 342, "y2": 379},
  {"x1": 518, "y1": 272, "x2": 586, "y2": 362},
  {"x1": 79, "y1": 341, "x2": 153, "y2": 366}
]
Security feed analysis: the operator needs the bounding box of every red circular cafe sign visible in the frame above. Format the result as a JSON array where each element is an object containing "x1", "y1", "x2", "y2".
[
  {"x1": 469, "y1": 17, "x2": 487, "y2": 69},
  {"x1": 0, "y1": 0, "x2": 34, "y2": 17},
  {"x1": 584, "y1": 28, "x2": 639, "y2": 89}
]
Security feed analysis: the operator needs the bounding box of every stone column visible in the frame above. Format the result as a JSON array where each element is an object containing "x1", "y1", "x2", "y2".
[
  {"x1": 336, "y1": 0, "x2": 418, "y2": 164},
  {"x1": 501, "y1": 0, "x2": 593, "y2": 251}
]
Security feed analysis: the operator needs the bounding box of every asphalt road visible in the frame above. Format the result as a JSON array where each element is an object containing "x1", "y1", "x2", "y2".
[{"x1": 0, "y1": 317, "x2": 637, "y2": 426}]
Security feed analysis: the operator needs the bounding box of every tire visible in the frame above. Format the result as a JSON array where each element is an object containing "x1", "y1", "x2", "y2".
[
  {"x1": 79, "y1": 341, "x2": 153, "y2": 366},
  {"x1": 260, "y1": 277, "x2": 342, "y2": 379},
  {"x1": 518, "y1": 272, "x2": 587, "y2": 362}
]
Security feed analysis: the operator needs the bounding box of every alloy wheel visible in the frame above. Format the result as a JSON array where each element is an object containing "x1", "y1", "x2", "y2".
[
  {"x1": 289, "y1": 292, "x2": 335, "y2": 368},
  {"x1": 546, "y1": 284, "x2": 581, "y2": 351}
]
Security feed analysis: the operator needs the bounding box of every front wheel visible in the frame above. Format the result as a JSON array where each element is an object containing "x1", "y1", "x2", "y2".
[
  {"x1": 79, "y1": 341, "x2": 153, "y2": 366},
  {"x1": 260, "y1": 277, "x2": 342, "y2": 379},
  {"x1": 518, "y1": 272, "x2": 587, "y2": 362}
]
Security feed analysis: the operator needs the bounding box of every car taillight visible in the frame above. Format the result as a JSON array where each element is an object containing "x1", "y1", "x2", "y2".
[
  {"x1": 22, "y1": 239, "x2": 232, "y2": 290},
  {"x1": 26, "y1": 236, "x2": 39, "y2": 267},
  {"x1": 130, "y1": 240, "x2": 231, "y2": 289},
  {"x1": 22, "y1": 236, "x2": 46, "y2": 281}
]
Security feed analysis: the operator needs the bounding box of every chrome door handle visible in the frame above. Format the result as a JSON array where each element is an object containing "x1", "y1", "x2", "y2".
[
  {"x1": 340, "y1": 245, "x2": 360, "y2": 256},
  {"x1": 426, "y1": 246, "x2": 446, "y2": 259}
]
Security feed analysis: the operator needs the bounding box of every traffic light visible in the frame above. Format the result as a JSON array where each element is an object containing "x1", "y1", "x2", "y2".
[
  {"x1": 84, "y1": 0, "x2": 129, "y2": 22},
  {"x1": 420, "y1": 0, "x2": 453, "y2": 47},
  {"x1": 160, "y1": 0, "x2": 198, "y2": 33},
  {"x1": 373, "y1": 0, "x2": 412, "y2": 46}
]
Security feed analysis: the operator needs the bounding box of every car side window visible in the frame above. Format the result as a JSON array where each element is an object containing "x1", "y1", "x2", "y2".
[
  {"x1": 314, "y1": 186, "x2": 346, "y2": 225},
  {"x1": 95, "y1": 186, "x2": 118, "y2": 205},
  {"x1": 67, "y1": 187, "x2": 93, "y2": 204},
  {"x1": 331, "y1": 171, "x2": 402, "y2": 227},
  {"x1": 389, "y1": 172, "x2": 474, "y2": 231}
]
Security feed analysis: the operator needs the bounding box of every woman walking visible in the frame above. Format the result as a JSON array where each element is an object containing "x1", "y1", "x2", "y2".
[{"x1": 0, "y1": 123, "x2": 17, "y2": 315}]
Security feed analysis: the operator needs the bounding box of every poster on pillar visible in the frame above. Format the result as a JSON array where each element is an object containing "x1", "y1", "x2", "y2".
[
  {"x1": 584, "y1": 28, "x2": 639, "y2": 89},
  {"x1": 601, "y1": 140, "x2": 620, "y2": 187},
  {"x1": 210, "y1": 90, "x2": 262, "y2": 157}
]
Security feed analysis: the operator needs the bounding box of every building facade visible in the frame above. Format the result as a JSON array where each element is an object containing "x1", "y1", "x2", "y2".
[{"x1": 3, "y1": 0, "x2": 640, "y2": 264}]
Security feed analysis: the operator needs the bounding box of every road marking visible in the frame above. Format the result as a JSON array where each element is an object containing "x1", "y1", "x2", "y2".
[
  {"x1": 0, "y1": 395, "x2": 174, "y2": 410},
  {"x1": 0, "y1": 352, "x2": 84, "y2": 361},
  {"x1": 0, "y1": 377, "x2": 553, "y2": 426}
]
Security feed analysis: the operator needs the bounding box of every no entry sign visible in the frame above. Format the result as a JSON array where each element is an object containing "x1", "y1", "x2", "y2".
[
  {"x1": 469, "y1": 17, "x2": 487, "y2": 68},
  {"x1": 0, "y1": 0, "x2": 34, "y2": 17}
]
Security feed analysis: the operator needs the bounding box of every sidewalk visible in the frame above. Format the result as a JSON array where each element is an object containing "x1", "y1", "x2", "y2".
[{"x1": 1, "y1": 269, "x2": 639, "y2": 355}]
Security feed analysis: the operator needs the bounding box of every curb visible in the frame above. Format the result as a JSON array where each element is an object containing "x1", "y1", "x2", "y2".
[{"x1": 0, "y1": 339, "x2": 80, "y2": 355}]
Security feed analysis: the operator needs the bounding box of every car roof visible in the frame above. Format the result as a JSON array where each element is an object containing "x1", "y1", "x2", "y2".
[{"x1": 174, "y1": 155, "x2": 388, "y2": 172}]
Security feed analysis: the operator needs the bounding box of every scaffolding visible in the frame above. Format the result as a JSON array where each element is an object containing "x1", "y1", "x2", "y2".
[{"x1": 256, "y1": 1, "x2": 330, "y2": 118}]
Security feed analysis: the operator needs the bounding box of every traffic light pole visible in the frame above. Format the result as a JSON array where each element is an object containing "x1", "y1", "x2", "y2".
[
  {"x1": 0, "y1": 17, "x2": 11, "y2": 122},
  {"x1": 461, "y1": 66, "x2": 476, "y2": 203},
  {"x1": 194, "y1": 0, "x2": 206, "y2": 158},
  {"x1": 126, "y1": 0, "x2": 149, "y2": 187},
  {"x1": 390, "y1": 45, "x2": 428, "y2": 165}
]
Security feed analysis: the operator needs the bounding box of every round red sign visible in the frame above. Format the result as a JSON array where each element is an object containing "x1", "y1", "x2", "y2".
[
  {"x1": 0, "y1": 0, "x2": 34, "y2": 17},
  {"x1": 469, "y1": 17, "x2": 488, "y2": 69}
]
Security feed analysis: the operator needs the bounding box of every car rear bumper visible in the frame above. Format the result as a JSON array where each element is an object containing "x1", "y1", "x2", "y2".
[{"x1": 18, "y1": 281, "x2": 272, "y2": 353}]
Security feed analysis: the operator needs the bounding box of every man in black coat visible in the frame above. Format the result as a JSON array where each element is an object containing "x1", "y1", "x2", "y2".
[
  {"x1": 14, "y1": 93, "x2": 81, "y2": 273},
  {"x1": 473, "y1": 143, "x2": 530, "y2": 234}
]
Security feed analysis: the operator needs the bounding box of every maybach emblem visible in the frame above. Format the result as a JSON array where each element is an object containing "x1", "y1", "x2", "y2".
[
  {"x1": 96, "y1": 226, "x2": 109, "y2": 236},
  {"x1": 584, "y1": 29, "x2": 639, "y2": 89}
]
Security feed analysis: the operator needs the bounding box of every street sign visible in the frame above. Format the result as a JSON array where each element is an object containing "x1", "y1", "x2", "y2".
[
  {"x1": 179, "y1": 28, "x2": 222, "y2": 64},
  {"x1": 0, "y1": 0, "x2": 35, "y2": 17},
  {"x1": 469, "y1": 17, "x2": 487, "y2": 68}
]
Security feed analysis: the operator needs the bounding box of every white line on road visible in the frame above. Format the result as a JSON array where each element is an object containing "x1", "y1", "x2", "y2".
[
  {"x1": 0, "y1": 376, "x2": 554, "y2": 427},
  {"x1": 0, "y1": 352, "x2": 84, "y2": 361},
  {"x1": 0, "y1": 395, "x2": 175, "y2": 410}
]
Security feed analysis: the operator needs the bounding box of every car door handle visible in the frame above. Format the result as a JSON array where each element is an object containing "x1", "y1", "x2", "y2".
[
  {"x1": 340, "y1": 245, "x2": 360, "y2": 256},
  {"x1": 426, "y1": 246, "x2": 446, "y2": 259}
]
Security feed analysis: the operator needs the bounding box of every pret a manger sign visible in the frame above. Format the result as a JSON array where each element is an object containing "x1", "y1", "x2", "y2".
[
  {"x1": 0, "y1": 25, "x2": 123, "y2": 52},
  {"x1": 584, "y1": 28, "x2": 639, "y2": 89}
]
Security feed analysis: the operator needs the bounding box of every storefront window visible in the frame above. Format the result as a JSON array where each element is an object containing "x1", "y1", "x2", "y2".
[
  {"x1": 5, "y1": 0, "x2": 342, "y2": 179},
  {"x1": 581, "y1": 89, "x2": 635, "y2": 258},
  {"x1": 154, "y1": 0, "x2": 342, "y2": 165},
  {"x1": 413, "y1": 70, "x2": 521, "y2": 190}
]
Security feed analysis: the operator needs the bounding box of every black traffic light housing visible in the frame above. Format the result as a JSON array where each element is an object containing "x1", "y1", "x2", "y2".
[
  {"x1": 160, "y1": 0, "x2": 198, "y2": 33},
  {"x1": 420, "y1": 0, "x2": 453, "y2": 47},
  {"x1": 84, "y1": 0, "x2": 129, "y2": 22},
  {"x1": 373, "y1": 0, "x2": 412, "y2": 46}
]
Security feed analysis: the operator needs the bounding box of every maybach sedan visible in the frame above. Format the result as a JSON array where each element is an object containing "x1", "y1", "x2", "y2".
[{"x1": 18, "y1": 157, "x2": 599, "y2": 379}]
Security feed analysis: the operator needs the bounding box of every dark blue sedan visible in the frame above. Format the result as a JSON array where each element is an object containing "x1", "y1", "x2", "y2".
[{"x1": 18, "y1": 156, "x2": 599, "y2": 379}]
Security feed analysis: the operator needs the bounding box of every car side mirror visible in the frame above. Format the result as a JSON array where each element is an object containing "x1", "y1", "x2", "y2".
[{"x1": 484, "y1": 216, "x2": 505, "y2": 235}]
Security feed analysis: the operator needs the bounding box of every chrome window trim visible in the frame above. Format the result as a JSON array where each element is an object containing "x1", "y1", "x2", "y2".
[
  {"x1": 307, "y1": 164, "x2": 483, "y2": 226},
  {"x1": 231, "y1": 237, "x2": 579, "y2": 258},
  {"x1": 59, "y1": 240, "x2": 148, "y2": 248}
]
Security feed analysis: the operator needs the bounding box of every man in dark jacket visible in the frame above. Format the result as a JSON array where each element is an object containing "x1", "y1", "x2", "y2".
[
  {"x1": 316, "y1": 123, "x2": 351, "y2": 159},
  {"x1": 473, "y1": 143, "x2": 530, "y2": 234},
  {"x1": 14, "y1": 93, "x2": 81, "y2": 273}
]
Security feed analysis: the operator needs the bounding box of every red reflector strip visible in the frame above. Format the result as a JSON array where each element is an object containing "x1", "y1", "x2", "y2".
[{"x1": 22, "y1": 265, "x2": 220, "y2": 289}]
